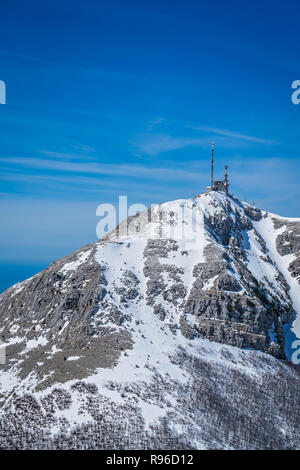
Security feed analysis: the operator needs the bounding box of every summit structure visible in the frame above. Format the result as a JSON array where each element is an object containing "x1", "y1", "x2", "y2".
[{"x1": 207, "y1": 141, "x2": 229, "y2": 193}]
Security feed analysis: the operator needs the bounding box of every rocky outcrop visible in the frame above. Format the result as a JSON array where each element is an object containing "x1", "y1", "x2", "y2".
[{"x1": 274, "y1": 218, "x2": 300, "y2": 284}]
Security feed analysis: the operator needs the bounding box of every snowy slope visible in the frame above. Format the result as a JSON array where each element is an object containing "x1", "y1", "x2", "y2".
[
  {"x1": 253, "y1": 212, "x2": 300, "y2": 359},
  {"x1": 0, "y1": 190, "x2": 299, "y2": 449}
]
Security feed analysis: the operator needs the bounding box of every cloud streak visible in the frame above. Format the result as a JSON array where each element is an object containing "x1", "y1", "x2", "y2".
[
  {"x1": 130, "y1": 134, "x2": 210, "y2": 156},
  {"x1": 130, "y1": 121, "x2": 277, "y2": 156},
  {"x1": 0, "y1": 156, "x2": 205, "y2": 182},
  {"x1": 189, "y1": 125, "x2": 278, "y2": 145},
  {"x1": 37, "y1": 150, "x2": 97, "y2": 161}
]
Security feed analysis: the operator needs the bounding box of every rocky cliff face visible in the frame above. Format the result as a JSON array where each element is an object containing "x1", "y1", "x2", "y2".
[{"x1": 0, "y1": 190, "x2": 299, "y2": 449}]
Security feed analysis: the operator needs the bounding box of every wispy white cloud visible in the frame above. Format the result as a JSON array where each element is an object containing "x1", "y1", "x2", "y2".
[
  {"x1": 37, "y1": 143, "x2": 97, "y2": 161},
  {"x1": 0, "y1": 49, "x2": 133, "y2": 79},
  {"x1": 146, "y1": 117, "x2": 165, "y2": 132},
  {"x1": 130, "y1": 133, "x2": 209, "y2": 156},
  {"x1": 0, "y1": 170, "x2": 191, "y2": 198},
  {"x1": 0, "y1": 156, "x2": 204, "y2": 181},
  {"x1": 62, "y1": 107, "x2": 277, "y2": 149},
  {"x1": 189, "y1": 125, "x2": 278, "y2": 145},
  {"x1": 130, "y1": 121, "x2": 277, "y2": 156},
  {"x1": 37, "y1": 150, "x2": 97, "y2": 161},
  {"x1": 70, "y1": 143, "x2": 96, "y2": 154}
]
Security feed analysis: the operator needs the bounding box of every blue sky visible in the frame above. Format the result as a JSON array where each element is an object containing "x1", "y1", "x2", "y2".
[{"x1": 0, "y1": 0, "x2": 300, "y2": 291}]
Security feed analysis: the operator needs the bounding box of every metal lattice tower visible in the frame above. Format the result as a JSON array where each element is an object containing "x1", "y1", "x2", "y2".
[
  {"x1": 224, "y1": 165, "x2": 229, "y2": 193},
  {"x1": 211, "y1": 140, "x2": 214, "y2": 187}
]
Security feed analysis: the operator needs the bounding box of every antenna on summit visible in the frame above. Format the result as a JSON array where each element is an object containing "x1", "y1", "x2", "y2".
[
  {"x1": 211, "y1": 140, "x2": 214, "y2": 187},
  {"x1": 206, "y1": 142, "x2": 230, "y2": 194},
  {"x1": 224, "y1": 165, "x2": 229, "y2": 193}
]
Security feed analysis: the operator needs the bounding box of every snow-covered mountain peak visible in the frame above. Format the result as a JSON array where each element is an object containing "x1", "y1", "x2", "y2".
[
  {"x1": 102, "y1": 190, "x2": 259, "y2": 250},
  {"x1": 0, "y1": 190, "x2": 299, "y2": 449}
]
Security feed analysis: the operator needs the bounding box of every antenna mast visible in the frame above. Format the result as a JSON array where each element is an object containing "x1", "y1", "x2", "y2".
[
  {"x1": 211, "y1": 140, "x2": 214, "y2": 188},
  {"x1": 224, "y1": 165, "x2": 229, "y2": 193}
]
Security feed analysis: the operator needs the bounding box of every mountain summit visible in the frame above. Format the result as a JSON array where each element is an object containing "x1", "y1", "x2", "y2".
[{"x1": 0, "y1": 190, "x2": 299, "y2": 449}]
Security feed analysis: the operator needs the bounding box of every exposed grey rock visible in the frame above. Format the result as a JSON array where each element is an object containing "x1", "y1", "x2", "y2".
[{"x1": 274, "y1": 217, "x2": 300, "y2": 285}]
